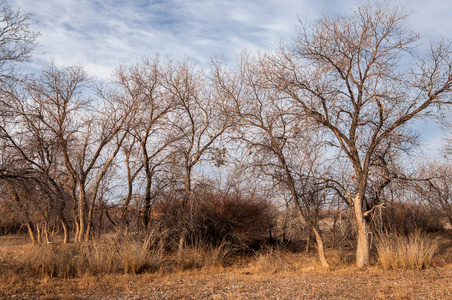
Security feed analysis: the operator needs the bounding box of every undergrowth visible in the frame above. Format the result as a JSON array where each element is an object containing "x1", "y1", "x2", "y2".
[{"x1": 375, "y1": 230, "x2": 442, "y2": 269}]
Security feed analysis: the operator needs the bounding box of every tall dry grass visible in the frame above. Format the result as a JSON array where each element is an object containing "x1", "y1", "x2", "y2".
[
  {"x1": 176, "y1": 238, "x2": 233, "y2": 270},
  {"x1": 250, "y1": 248, "x2": 294, "y2": 273},
  {"x1": 14, "y1": 230, "x2": 235, "y2": 278},
  {"x1": 20, "y1": 231, "x2": 167, "y2": 277},
  {"x1": 375, "y1": 230, "x2": 441, "y2": 269}
]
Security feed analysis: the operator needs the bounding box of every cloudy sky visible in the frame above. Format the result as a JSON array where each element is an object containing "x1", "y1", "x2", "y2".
[{"x1": 10, "y1": 0, "x2": 452, "y2": 80}]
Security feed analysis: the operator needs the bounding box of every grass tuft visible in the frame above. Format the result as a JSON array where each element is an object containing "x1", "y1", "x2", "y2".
[
  {"x1": 176, "y1": 239, "x2": 233, "y2": 270},
  {"x1": 250, "y1": 248, "x2": 293, "y2": 273},
  {"x1": 376, "y1": 230, "x2": 441, "y2": 269}
]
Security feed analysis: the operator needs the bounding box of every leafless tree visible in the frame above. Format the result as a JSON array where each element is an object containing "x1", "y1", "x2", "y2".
[
  {"x1": 23, "y1": 64, "x2": 132, "y2": 241},
  {"x1": 112, "y1": 57, "x2": 179, "y2": 230},
  {"x1": 0, "y1": 97, "x2": 72, "y2": 243},
  {"x1": 213, "y1": 54, "x2": 331, "y2": 268},
  {"x1": 163, "y1": 60, "x2": 232, "y2": 206},
  {"x1": 265, "y1": 2, "x2": 452, "y2": 267},
  {"x1": 0, "y1": 0, "x2": 37, "y2": 83},
  {"x1": 417, "y1": 161, "x2": 452, "y2": 227}
]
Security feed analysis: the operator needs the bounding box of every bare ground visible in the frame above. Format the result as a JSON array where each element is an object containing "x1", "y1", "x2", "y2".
[{"x1": 1, "y1": 266, "x2": 451, "y2": 299}]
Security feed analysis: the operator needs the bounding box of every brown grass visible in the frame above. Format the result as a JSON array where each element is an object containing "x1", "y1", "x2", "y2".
[
  {"x1": 1, "y1": 233, "x2": 451, "y2": 299},
  {"x1": 176, "y1": 238, "x2": 234, "y2": 270},
  {"x1": 376, "y1": 230, "x2": 442, "y2": 269}
]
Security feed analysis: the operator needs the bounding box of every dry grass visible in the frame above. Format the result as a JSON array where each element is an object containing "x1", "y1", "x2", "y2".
[
  {"x1": 1, "y1": 232, "x2": 235, "y2": 279},
  {"x1": 1, "y1": 233, "x2": 451, "y2": 299},
  {"x1": 118, "y1": 233, "x2": 166, "y2": 274},
  {"x1": 376, "y1": 230, "x2": 442, "y2": 269},
  {"x1": 14, "y1": 232, "x2": 167, "y2": 277},
  {"x1": 249, "y1": 248, "x2": 294, "y2": 273},
  {"x1": 176, "y1": 239, "x2": 234, "y2": 270}
]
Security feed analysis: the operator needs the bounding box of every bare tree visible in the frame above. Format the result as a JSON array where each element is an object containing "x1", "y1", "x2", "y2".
[
  {"x1": 163, "y1": 60, "x2": 232, "y2": 206},
  {"x1": 417, "y1": 161, "x2": 452, "y2": 227},
  {"x1": 213, "y1": 54, "x2": 331, "y2": 268},
  {"x1": 0, "y1": 0, "x2": 37, "y2": 82},
  {"x1": 0, "y1": 96, "x2": 72, "y2": 243},
  {"x1": 266, "y1": 2, "x2": 452, "y2": 267},
  {"x1": 24, "y1": 64, "x2": 132, "y2": 241},
  {"x1": 113, "y1": 57, "x2": 179, "y2": 230}
]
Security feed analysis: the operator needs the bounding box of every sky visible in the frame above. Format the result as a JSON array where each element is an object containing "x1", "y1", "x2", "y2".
[
  {"x1": 10, "y1": 0, "x2": 452, "y2": 80},
  {"x1": 8, "y1": 0, "x2": 452, "y2": 155}
]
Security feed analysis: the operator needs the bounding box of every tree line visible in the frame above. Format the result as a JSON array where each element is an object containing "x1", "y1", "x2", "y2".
[{"x1": 1, "y1": 0, "x2": 452, "y2": 268}]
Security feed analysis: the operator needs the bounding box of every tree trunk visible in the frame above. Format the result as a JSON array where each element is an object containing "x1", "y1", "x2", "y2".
[
  {"x1": 293, "y1": 203, "x2": 329, "y2": 268},
  {"x1": 75, "y1": 220, "x2": 80, "y2": 243},
  {"x1": 182, "y1": 165, "x2": 192, "y2": 208},
  {"x1": 143, "y1": 175, "x2": 152, "y2": 230},
  {"x1": 353, "y1": 194, "x2": 369, "y2": 268},
  {"x1": 279, "y1": 156, "x2": 330, "y2": 268},
  {"x1": 36, "y1": 224, "x2": 42, "y2": 244},
  {"x1": 60, "y1": 218, "x2": 69, "y2": 244},
  {"x1": 26, "y1": 222, "x2": 38, "y2": 245},
  {"x1": 11, "y1": 186, "x2": 38, "y2": 245},
  {"x1": 85, "y1": 195, "x2": 98, "y2": 241},
  {"x1": 77, "y1": 185, "x2": 86, "y2": 242},
  {"x1": 312, "y1": 226, "x2": 330, "y2": 268},
  {"x1": 97, "y1": 206, "x2": 104, "y2": 239}
]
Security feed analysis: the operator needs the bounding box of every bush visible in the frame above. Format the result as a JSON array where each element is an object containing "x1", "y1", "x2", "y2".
[
  {"x1": 370, "y1": 202, "x2": 444, "y2": 235},
  {"x1": 375, "y1": 230, "x2": 441, "y2": 269},
  {"x1": 157, "y1": 191, "x2": 275, "y2": 250}
]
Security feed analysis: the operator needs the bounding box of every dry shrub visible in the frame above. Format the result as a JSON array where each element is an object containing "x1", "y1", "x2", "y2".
[
  {"x1": 81, "y1": 242, "x2": 121, "y2": 275},
  {"x1": 158, "y1": 191, "x2": 275, "y2": 250},
  {"x1": 376, "y1": 230, "x2": 441, "y2": 269},
  {"x1": 371, "y1": 202, "x2": 444, "y2": 235},
  {"x1": 24, "y1": 243, "x2": 120, "y2": 277}
]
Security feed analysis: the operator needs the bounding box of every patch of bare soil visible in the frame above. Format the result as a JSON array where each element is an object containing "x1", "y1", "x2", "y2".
[{"x1": 1, "y1": 266, "x2": 451, "y2": 299}]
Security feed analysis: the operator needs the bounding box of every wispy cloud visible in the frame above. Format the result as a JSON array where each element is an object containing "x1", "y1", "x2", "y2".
[{"x1": 10, "y1": 0, "x2": 452, "y2": 79}]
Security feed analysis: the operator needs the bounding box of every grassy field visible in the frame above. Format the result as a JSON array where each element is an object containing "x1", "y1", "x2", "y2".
[{"x1": 1, "y1": 234, "x2": 451, "y2": 299}]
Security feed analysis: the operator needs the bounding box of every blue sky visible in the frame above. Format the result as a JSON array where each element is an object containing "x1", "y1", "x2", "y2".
[{"x1": 10, "y1": 0, "x2": 452, "y2": 80}]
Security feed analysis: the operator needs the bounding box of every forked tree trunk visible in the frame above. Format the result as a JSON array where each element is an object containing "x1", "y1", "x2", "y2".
[{"x1": 353, "y1": 194, "x2": 369, "y2": 268}]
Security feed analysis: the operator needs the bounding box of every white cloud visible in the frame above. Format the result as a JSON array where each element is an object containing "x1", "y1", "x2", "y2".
[{"x1": 9, "y1": 0, "x2": 452, "y2": 80}]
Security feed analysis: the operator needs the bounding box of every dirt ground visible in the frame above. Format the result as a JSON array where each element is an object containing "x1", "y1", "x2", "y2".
[
  {"x1": 1, "y1": 266, "x2": 451, "y2": 299},
  {"x1": 1, "y1": 235, "x2": 451, "y2": 299}
]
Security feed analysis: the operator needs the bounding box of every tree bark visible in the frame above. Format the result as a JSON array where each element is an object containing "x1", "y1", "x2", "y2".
[
  {"x1": 60, "y1": 218, "x2": 69, "y2": 244},
  {"x1": 77, "y1": 183, "x2": 86, "y2": 242},
  {"x1": 182, "y1": 165, "x2": 192, "y2": 208},
  {"x1": 26, "y1": 222, "x2": 38, "y2": 245},
  {"x1": 312, "y1": 226, "x2": 329, "y2": 268},
  {"x1": 353, "y1": 194, "x2": 369, "y2": 268}
]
